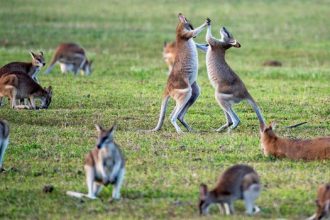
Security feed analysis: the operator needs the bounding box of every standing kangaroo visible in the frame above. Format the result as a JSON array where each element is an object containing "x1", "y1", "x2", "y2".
[
  {"x1": 0, "y1": 120, "x2": 9, "y2": 172},
  {"x1": 152, "y1": 14, "x2": 210, "y2": 133},
  {"x1": 45, "y1": 43, "x2": 92, "y2": 75},
  {"x1": 199, "y1": 164, "x2": 261, "y2": 215},
  {"x1": 67, "y1": 123, "x2": 125, "y2": 201},
  {"x1": 308, "y1": 183, "x2": 330, "y2": 220},
  {"x1": 205, "y1": 22, "x2": 265, "y2": 131},
  {"x1": 0, "y1": 51, "x2": 45, "y2": 82},
  {"x1": 0, "y1": 72, "x2": 52, "y2": 109}
]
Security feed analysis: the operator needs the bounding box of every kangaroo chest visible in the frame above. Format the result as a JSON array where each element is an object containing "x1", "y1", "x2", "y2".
[{"x1": 179, "y1": 39, "x2": 198, "y2": 84}]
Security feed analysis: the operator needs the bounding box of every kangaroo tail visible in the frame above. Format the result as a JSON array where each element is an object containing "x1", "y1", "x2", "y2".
[
  {"x1": 44, "y1": 53, "x2": 59, "y2": 74},
  {"x1": 247, "y1": 96, "x2": 265, "y2": 128},
  {"x1": 285, "y1": 122, "x2": 307, "y2": 129},
  {"x1": 66, "y1": 191, "x2": 86, "y2": 198},
  {"x1": 152, "y1": 95, "x2": 170, "y2": 131}
]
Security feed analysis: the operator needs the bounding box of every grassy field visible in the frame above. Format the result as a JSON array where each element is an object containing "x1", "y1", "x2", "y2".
[{"x1": 0, "y1": 0, "x2": 329, "y2": 219}]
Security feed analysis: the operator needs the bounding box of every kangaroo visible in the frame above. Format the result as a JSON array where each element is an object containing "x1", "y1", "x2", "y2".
[
  {"x1": 205, "y1": 22, "x2": 265, "y2": 131},
  {"x1": 0, "y1": 71, "x2": 52, "y2": 109},
  {"x1": 308, "y1": 183, "x2": 330, "y2": 220},
  {"x1": 199, "y1": 164, "x2": 261, "y2": 216},
  {"x1": 45, "y1": 43, "x2": 92, "y2": 75},
  {"x1": 260, "y1": 122, "x2": 330, "y2": 160},
  {"x1": 67, "y1": 123, "x2": 125, "y2": 201},
  {"x1": 0, "y1": 120, "x2": 9, "y2": 172},
  {"x1": 152, "y1": 14, "x2": 209, "y2": 133},
  {"x1": 0, "y1": 51, "x2": 45, "y2": 82},
  {"x1": 163, "y1": 40, "x2": 209, "y2": 74}
]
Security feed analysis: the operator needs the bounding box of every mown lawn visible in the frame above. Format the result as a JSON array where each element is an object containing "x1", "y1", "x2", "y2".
[{"x1": 0, "y1": 0, "x2": 329, "y2": 219}]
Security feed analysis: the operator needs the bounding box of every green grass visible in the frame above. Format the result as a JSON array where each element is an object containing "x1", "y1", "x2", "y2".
[{"x1": 0, "y1": 0, "x2": 330, "y2": 219}]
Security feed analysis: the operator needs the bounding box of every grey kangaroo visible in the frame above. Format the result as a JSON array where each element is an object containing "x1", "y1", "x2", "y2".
[
  {"x1": 205, "y1": 21, "x2": 265, "y2": 131},
  {"x1": 0, "y1": 120, "x2": 9, "y2": 172}
]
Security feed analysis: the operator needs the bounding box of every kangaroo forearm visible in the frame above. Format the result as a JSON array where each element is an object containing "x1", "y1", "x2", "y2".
[
  {"x1": 191, "y1": 23, "x2": 207, "y2": 37},
  {"x1": 206, "y1": 25, "x2": 221, "y2": 46}
]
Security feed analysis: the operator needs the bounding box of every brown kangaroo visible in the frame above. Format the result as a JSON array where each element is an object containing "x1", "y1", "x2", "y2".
[
  {"x1": 260, "y1": 122, "x2": 330, "y2": 160},
  {"x1": 152, "y1": 14, "x2": 209, "y2": 133},
  {"x1": 0, "y1": 71, "x2": 52, "y2": 109},
  {"x1": 45, "y1": 42, "x2": 92, "y2": 75},
  {"x1": 0, "y1": 51, "x2": 45, "y2": 82},
  {"x1": 199, "y1": 164, "x2": 261, "y2": 216},
  {"x1": 308, "y1": 183, "x2": 330, "y2": 220}
]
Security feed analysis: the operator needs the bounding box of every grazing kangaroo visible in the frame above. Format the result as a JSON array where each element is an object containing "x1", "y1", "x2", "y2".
[
  {"x1": 308, "y1": 183, "x2": 330, "y2": 220},
  {"x1": 260, "y1": 122, "x2": 330, "y2": 160},
  {"x1": 152, "y1": 14, "x2": 209, "y2": 133},
  {"x1": 199, "y1": 164, "x2": 261, "y2": 216},
  {"x1": 67, "y1": 124, "x2": 125, "y2": 201},
  {"x1": 205, "y1": 22, "x2": 265, "y2": 131},
  {"x1": 0, "y1": 120, "x2": 9, "y2": 172},
  {"x1": 0, "y1": 51, "x2": 45, "y2": 82},
  {"x1": 44, "y1": 43, "x2": 92, "y2": 75},
  {"x1": 163, "y1": 40, "x2": 209, "y2": 74},
  {"x1": 0, "y1": 72, "x2": 52, "y2": 109}
]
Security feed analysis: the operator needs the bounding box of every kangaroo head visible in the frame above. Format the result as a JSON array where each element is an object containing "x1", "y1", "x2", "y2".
[
  {"x1": 83, "y1": 59, "x2": 93, "y2": 75},
  {"x1": 30, "y1": 51, "x2": 46, "y2": 67},
  {"x1": 198, "y1": 183, "x2": 215, "y2": 215},
  {"x1": 40, "y1": 86, "x2": 52, "y2": 109},
  {"x1": 95, "y1": 123, "x2": 116, "y2": 149},
  {"x1": 219, "y1": 27, "x2": 241, "y2": 49},
  {"x1": 176, "y1": 13, "x2": 195, "y2": 37},
  {"x1": 260, "y1": 121, "x2": 277, "y2": 137},
  {"x1": 315, "y1": 184, "x2": 330, "y2": 219}
]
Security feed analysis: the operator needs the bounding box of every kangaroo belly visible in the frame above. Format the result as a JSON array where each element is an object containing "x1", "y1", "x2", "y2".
[
  {"x1": 59, "y1": 63, "x2": 75, "y2": 73},
  {"x1": 182, "y1": 39, "x2": 198, "y2": 84}
]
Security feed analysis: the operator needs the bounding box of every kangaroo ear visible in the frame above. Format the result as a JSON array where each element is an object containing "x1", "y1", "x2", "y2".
[
  {"x1": 163, "y1": 41, "x2": 168, "y2": 47},
  {"x1": 40, "y1": 51, "x2": 44, "y2": 56},
  {"x1": 95, "y1": 124, "x2": 103, "y2": 133},
  {"x1": 199, "y1": 183, "x2": 208, "y2": 200},
  {"x1": 270, "y1": 121, "x2": 277, "y2": 130},
  {"x1": 48, "y1": 86, "x2": 52, "y2": 94},
  {"x1": 108, "y1": 122, "x2": 117, "y2": 136},
  {"x1": 30, "y1": 51, "x2": 36, "y2": 59}
]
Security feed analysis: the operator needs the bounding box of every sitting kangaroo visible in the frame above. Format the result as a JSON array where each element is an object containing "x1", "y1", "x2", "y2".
[
  {"x1": 205, "y1": 21, "x2": 265, "y2": 131},
  {"x1": 67, "y1": 123, "x2": 125, "y2": 201},
  {"x1": 260, "y1": 122, "x2": 330, "y2": 160}
]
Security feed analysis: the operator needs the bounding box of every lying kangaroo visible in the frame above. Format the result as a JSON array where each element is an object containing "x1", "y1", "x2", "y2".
[
  {"x1": 45, "y1": 43, "x2": 92, "y2": 75},
  {"x1": 0, "y1": 51, "x2": 45, "y2": 82},
  {"x1": 0, "y1": 120, "x2": 9, "y2": 172},
  {"x1": 67, "y1": 124, "x2": 125, "y2": 201},
  {"x1": 308, "y1": 183, "x2": 330, "y2": 220},
  {"x1": 260, "y1": 122, "x2": 330, "y2": 160},
  {"x1": 152, "y1": 14, "x2": 209, "y2": 133},
  {"x1": 199, "y1": 164, "x2": 261, "y2": 215},
  {"x1": 163, "y1": 40, "x2": 208, "y2": 74},
  {"x1": 0, "y1": 72, "x2": 52, "y2": 109},
  {"x1": 205, "y1": 22, "x2": 265, "y2": 131}
]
